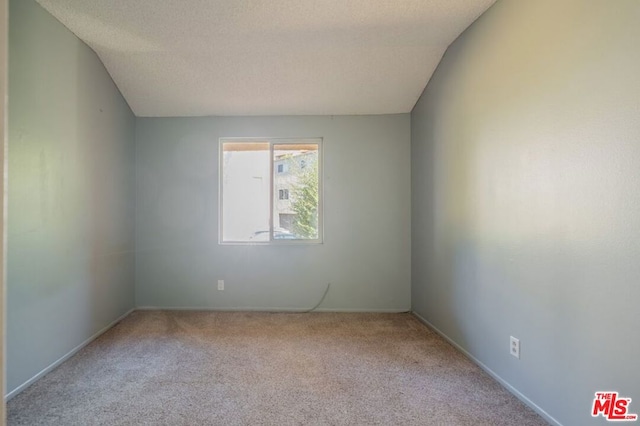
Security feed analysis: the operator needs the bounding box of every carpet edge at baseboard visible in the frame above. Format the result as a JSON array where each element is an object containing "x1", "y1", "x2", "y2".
[
  {"x1": 5, "y1": 308, "x2": 136, "y2": 401},
  {"x1": 135, "y1": 306, "x2": 411, "y2": 313},
  {"x1": 410, "y1": 311, "x2": 562, "y2": 426}
]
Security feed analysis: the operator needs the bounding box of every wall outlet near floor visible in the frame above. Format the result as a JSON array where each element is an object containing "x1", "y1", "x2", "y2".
[
  {"x1": 510, "y1": 336, "x2": 520, "y2": 359},
  {"x1": 217, "y1": 280, "x2": 224, "y2": 291}
]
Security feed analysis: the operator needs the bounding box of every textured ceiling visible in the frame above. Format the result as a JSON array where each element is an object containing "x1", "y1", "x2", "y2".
[{"x1": 35, "y1": 0, "x2": 496, "y2": 117}]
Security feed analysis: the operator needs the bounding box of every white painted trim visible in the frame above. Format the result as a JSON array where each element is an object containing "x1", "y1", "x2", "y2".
[
  {"x1": 5, "y1": 308, "x2": 135, "y2": 401},
  {"x1": 136, "y1": 306, "x2": 410, "y2": 313},
  {"x1": 411, "y1": 311, "x2": 562, "y2": 426}
]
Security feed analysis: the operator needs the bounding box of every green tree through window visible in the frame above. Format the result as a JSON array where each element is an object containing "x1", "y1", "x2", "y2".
[{"x1": 291, "y1": 160, "x2": 319, "y2": 239}]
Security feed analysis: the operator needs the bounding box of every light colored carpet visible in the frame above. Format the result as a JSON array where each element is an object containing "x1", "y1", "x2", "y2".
[{"x1": 7, "y1": 311, "x2": 547, "y2": 425}]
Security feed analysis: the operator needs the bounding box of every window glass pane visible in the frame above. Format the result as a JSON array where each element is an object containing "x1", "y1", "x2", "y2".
[
  {"x1": 221, "y1": 142, "x2": 270, "y2": 242},
  {"x1": 273, "y1": 144, "x2": 319, "y2": 240}
]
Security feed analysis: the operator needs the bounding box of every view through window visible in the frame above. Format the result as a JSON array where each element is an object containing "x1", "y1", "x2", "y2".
[{"x1": 220, "y1": 139, "x2": 322, "y2": 243}]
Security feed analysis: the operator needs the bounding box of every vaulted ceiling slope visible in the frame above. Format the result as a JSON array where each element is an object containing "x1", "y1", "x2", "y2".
[{"x1": 36, "y1": 0, "x2": 495, "y2": 117}]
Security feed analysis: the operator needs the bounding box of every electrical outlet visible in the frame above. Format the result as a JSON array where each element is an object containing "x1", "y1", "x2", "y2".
[
  {"x1": 510, "y1": 336, "x2": 520, "y2": 359},
  {"x1": 217, "y1": 280, "x2": 224, "y2": 291}
]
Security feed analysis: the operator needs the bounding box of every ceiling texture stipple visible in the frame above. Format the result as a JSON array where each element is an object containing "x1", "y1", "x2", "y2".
[{"x1": 35, "y1": 0, "x2": 496, "y2": 117}]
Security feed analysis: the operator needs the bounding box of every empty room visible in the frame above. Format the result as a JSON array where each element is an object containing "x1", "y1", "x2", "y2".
[{"x1": 2, "y1": 0, "x2": 639, "y2": 425}]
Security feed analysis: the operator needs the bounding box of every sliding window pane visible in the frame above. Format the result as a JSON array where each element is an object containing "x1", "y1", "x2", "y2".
[
  {"x1": 221, "y1": 142, "x2": 270, "y2": 242},
  {"x1": 273, "y1": 143, "x2": 320, "y2": 240}
]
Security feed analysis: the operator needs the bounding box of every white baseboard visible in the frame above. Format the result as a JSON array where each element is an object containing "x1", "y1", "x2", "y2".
[
  {"x1": 411, "y1": 311, "x2": 562, "y2": 426},
  {"x1": 136, "y1": 306, "x2": 410, "y2": 313},
  {"x1": 5, "y1": 308, "x2": 135, "y2": 401}
]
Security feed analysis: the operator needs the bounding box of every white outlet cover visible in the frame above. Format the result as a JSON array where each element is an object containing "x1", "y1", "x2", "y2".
[{"x1": 510, "y1": 336, "x2": 520, "y2": 359}]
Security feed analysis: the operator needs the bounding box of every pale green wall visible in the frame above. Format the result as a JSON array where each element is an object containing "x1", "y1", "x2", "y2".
[
  {"x1": 7, "y1": 0, "x2": 135, "y2": 395},
  {"x1": 411, "y1": 1, "x2": 640, "y2": 425},
  {"x1": 1, "y1": 0, "x2": 7, "y2": 420},
  {"x1": 136, "y1": 115, "x2": 411, "y2": 311}
]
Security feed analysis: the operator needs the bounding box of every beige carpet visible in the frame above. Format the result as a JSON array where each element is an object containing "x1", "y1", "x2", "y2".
[{"x1": 7, "y1": 311, "x2": 547, "y2": 425}]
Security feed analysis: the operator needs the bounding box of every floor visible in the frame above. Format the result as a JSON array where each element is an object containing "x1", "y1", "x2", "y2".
[{"x1": 7, "y1": 310, "x2": 548, "y2": 425}]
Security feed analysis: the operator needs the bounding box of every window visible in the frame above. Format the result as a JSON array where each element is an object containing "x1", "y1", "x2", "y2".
[
  {"x1": 220, "y1": 138, "x2": 322, "y2": 243},
  {"x1": 279, "y1": 213, "x2": 295, "y2": 230}
]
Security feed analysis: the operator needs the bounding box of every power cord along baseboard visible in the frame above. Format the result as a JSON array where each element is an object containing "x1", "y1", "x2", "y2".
[{"x1": 300, "y1": 282, "x2": 331, "y2": 313}]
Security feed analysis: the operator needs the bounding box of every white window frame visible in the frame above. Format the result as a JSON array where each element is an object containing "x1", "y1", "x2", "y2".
[{"x1": 219, "y1": 137, "x2": 323, "y2": 245}]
